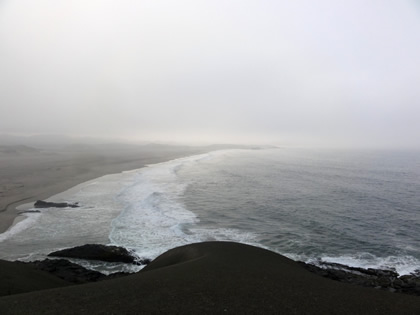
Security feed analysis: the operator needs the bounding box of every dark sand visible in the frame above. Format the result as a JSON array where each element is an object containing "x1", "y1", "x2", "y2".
[
  {"x1": 1, "y1": 242, "x2": 419, "y2": 314},
  {"x1": 0, "y1": 143, "x2": 210, "y2": 233},
  {"x1": 0, "y1": 259, "x2": 71, "y2": 296}
]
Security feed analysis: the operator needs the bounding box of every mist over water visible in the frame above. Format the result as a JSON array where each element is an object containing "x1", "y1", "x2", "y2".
[{"x1": 0, "y1": 148, "x2": 419, "y2": 275}]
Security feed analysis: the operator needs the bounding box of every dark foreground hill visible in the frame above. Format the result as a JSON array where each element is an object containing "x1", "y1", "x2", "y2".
[{"x1": 1, "y1": 242, "x2": 420, "y2": 314}]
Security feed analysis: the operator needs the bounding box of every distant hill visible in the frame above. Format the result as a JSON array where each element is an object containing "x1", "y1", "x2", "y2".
[
  {"x1": 0, "y1": 145, "x2": 41, "y2": 155},
  {"x1": 0, "y1": 134, "x2": 114, "y2": 147},
  {"x1": 0, "y1": 134, "x2": 272, "y2": 152}
]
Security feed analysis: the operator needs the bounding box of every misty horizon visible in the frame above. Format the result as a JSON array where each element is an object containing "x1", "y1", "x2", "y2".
[{"x1": 1, "y1": 1, "x2": 420, "y2": 149}]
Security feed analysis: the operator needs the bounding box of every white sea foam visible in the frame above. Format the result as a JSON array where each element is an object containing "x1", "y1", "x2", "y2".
[
  {"x1": 109, "y1": 151, "x2": 257, "y2": 259},
  {"x1": 63, "y1": 258, "x2": 144, "y2": 275},
  {"x1": 4, "y1": 148, "x2": 417, "y2": 277},
  {"x1": 0, "y1": 171, "x2": 136, "y2": 261},
  {"x1": 318, "y1": 254, "x2": 420, "y2": 276},
  {"x1": 0, "y1": 212, "x2": 41, "y2": 242},
  {"x1": 285, "y1": 252, "x2": 420, "y2": 276},
  {"x1": 0, "y1": 150, "x2": 252, "y2": 265}
]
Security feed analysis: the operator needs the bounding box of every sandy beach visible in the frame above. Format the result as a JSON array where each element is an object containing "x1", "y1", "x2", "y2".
[{"x1": 0, "y1": 143, "x2": 211, "y2": 233}]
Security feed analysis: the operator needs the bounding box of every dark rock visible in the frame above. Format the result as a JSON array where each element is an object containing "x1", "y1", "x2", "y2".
[
  {"x1": 377, "y1": 277, "x2": 390, "y2": 288},
  {"x1": 34, "y1": 200, "x2": 79, "y2": 208},
  {"x1": 25, "y1": 259, "x2": 105, "y2": 283},
  {"x1": 393, "y1": 278, "x2": 403, "y2": 288},
  {"x1": 48, "y1": 244, "x2": 150, "y2": 265},
  {"x1": 299, "y1": 261, "x2": 420, "y2": 296},
  {"x1": 18, "y1": 210, "x2": 41, "y2": 214},
  {"x1": 22, "y1": 259, "x2": 131, "y2": 284}
]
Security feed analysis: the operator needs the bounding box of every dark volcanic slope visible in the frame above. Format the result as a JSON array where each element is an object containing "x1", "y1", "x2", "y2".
[
  {"x1": 0, "y1": 260, "x2": 70, "y2": 296},
  {"x1": 1, "y1": 242, "x2": 420, "y2": 314}
]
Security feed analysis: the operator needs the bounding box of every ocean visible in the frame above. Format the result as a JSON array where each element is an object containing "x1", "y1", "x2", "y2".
[{"x1": 1, "y1": 148, "x2": 419, "y2": 275}]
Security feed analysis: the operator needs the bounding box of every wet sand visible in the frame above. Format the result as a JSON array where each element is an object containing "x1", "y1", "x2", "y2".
[
  {"x1": 1, "y1": 242, "x2": 420, "y2": 314},
  {"x1": 0, "y1": 143, "x2": 209, "y2": 233}
]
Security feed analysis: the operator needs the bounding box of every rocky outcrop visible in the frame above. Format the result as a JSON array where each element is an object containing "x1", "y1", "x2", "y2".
[
  {"x1": 34, "y1": 200, "x2": 79, "y2": 208},
  {"x1": 299, "y1": 261, "x2": 420, "y2": 296},
  {"x1": 23, "y1": 259, "x2": 130, "y2": 284},
  {"x1": 18, "y1": 210, "x2": 41, "y2": 214},
  {"x1": 48, "y1": 244, "x2": 151, "y2": 265}
]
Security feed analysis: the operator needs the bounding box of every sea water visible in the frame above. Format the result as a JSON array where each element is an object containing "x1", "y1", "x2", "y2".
[{"x1": 0, "y1": 148, "x2": 419, "y2": 275}]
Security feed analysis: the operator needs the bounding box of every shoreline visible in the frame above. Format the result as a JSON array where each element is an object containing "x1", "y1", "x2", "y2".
[
  {"x1": 3, "y1": 146, "x2": 419, "y2": 276},
  {"x1": 0, "y1": 197, "x2": 36, "y2": 234},
  {"x1": 0, "y1": 144, "x2": 215, "y2": 234}
]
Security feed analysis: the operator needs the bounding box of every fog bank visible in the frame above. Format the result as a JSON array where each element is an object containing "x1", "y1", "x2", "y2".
[{"x1": 1, "y1": 0, "x2": 419, "y2": 148}]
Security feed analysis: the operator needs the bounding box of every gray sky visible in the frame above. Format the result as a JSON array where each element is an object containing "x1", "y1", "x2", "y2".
[{"x1": 1, "y1": 0, "x2": 419, "y2": 148}]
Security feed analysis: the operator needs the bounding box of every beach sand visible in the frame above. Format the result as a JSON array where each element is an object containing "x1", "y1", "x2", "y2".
[
  {"x1": 1, "y1": 241, "x2": 419, "y2": 314},
  {"x1": 0, "y1": 143, "x2": 208, "y2": 233}
]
